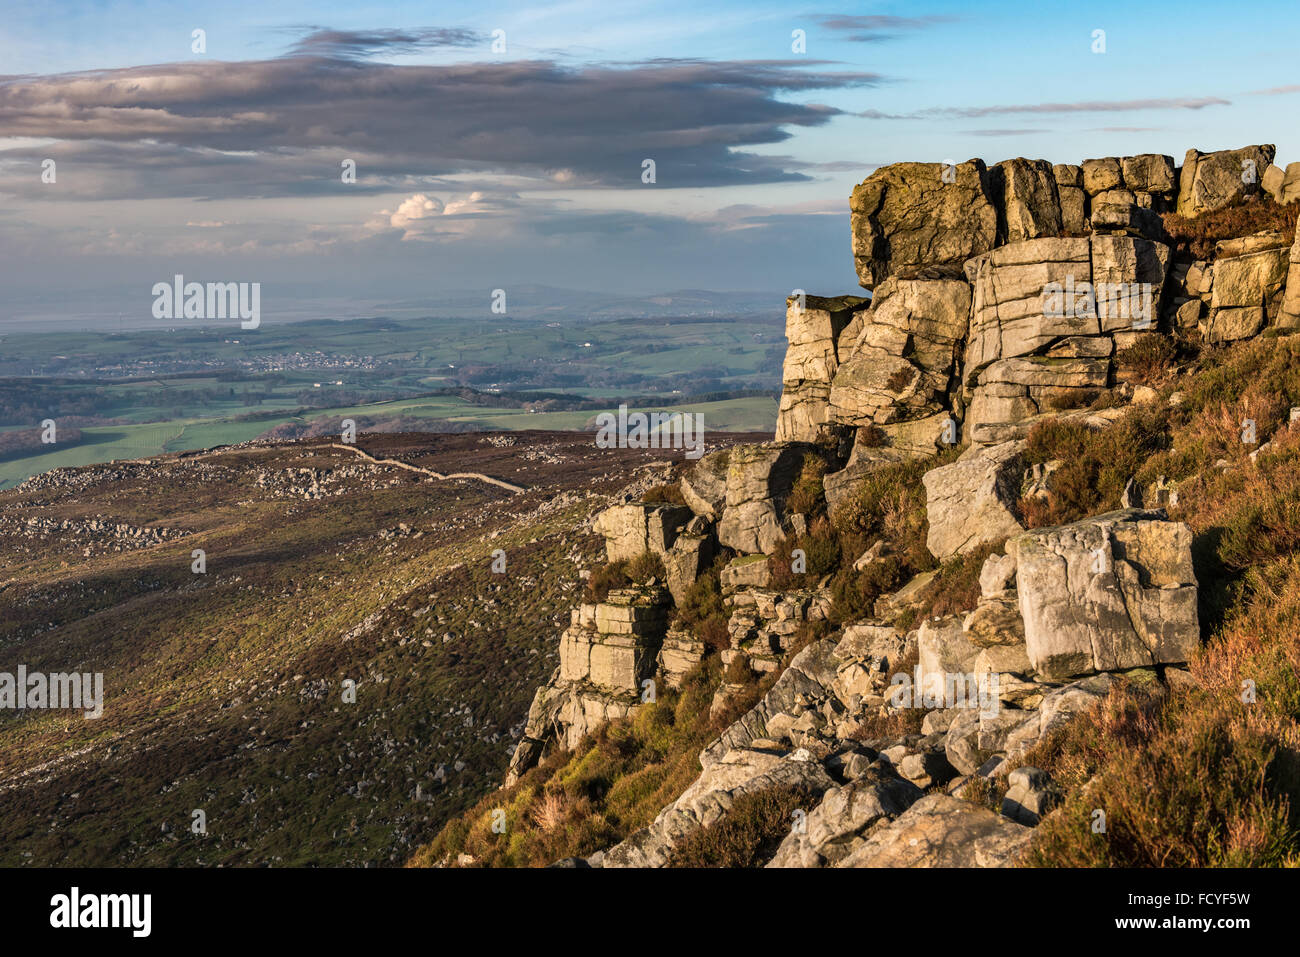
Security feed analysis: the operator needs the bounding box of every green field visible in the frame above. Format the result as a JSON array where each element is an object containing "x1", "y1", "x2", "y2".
[
  {"x1": 0, "y1": 393, "x2": 777, "y2": 489},
  {"x1": 0, "y1": 311, "x2": 784, "y2": 488}
]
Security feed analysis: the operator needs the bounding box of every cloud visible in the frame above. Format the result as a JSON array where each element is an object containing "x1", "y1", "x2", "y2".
[
  {"x1": 815, "y1": 14, "x2": 956, "y2": 42},
  {"x1": 857, "y1": 108, "x2": 920, "y2": 120},
  {"x1": 286, "y1": 27, "x2": 482, "y2": 59},
  {"x1": 387, "y1": 193, "x2": 445, "y2": 238},
  {"x1": 859, "y1": 95, "x2": 1230, "y2": 120},
  {"x1": 963, "y1": 129, "x2": 1046, "y2": 136},
  {"x1": 0, "y1": 56, "x2": 882, "y2": 201}
]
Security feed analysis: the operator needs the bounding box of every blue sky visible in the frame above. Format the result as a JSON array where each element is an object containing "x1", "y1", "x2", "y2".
[{"x1": 1, "y1": 0, "x2": 1298, "y2": 327}]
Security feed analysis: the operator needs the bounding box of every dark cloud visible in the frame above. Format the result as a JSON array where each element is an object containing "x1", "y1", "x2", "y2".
[
  {"x1": 286, "y1": 27, "x2": 483, "y2": 58},
  {"x1": 0, "y1": 56, "x2": 881, "y2": 200}
]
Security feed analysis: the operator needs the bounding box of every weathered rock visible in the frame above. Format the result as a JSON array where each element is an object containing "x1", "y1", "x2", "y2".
[
  {"x1": 979, "y1": 552, "x2": 1018, "y2": 597},
  {"x1": 1205, "y1": 246, "x2": 1290, "y2": 342},
  {"x1": 1090, "y1": 203, "x2": 1167, "y2": 242},
  {"x1": 1081, "y1": 157, "x2": 1123, "y2": 195},
  {"x1": 1279, "y1": 162, "x2": 1300, "y2": 206},
  {"x1": 600, "y1": 747, "x2": 836, "y2": 868},
  {"x1": 1053, "y1": 164, "x2": 1087, "y2": 234},
  {"x1": 1121, "y1": 153, "x2": 1177, "y2": 208},
  {"x1": 1001, "y1": 765, "x2": 1063, "y2": 825},
  {"x1": 964, "y1": 237, "x2": 1095, "y2": 375},
  {"x1": 664, "y1": 531, "x2": 713, "y2": 604},
  {"x1": 1263, "y1": 163, "x2": 1285, "y2": 203},
  {"x1": 1177, "y1": 145, "x2": 1277, "y2": 216},
  {"x1": 834, "y1": 793, "x2": 1032, "y2": 867},
  {"x1": 898, "y1": 748, "x2": 958, "y2": 789},
  {"x1": 717, "y1": 443, "x2": 822, "y2": 554},
  {"x1": 1094, "y1": 188, "x2": 1138, "y2": 208},
  {"x1": 834, "y1": 622, "x2": 906, "y2": 669},
  {"x1": 973, "y1": 643, "x2": 1033, "y2": 677},
  {"x1": 1090, "y1": 235, "x2": 1169, "y2": 332},
  {"x1": 702, "y1": 638, "x2": 840, "y2": 765},
  {"x1": 1278, "y1": 218, "x2": 1300, "y2": 329},
  {"x1": 829, "y1": 278, "x2": 970, "y2": 425},
  {"x1": 593, "y1": 502, "x2": 692, "y2": 562},
  {"x1": 720, "y1": 554, "x2": 772, "y2": 592},
  {"x1": 922, "y1": 441, "x2": 1026, "y2": 559},
  {"x1": 1001, "y1": 674, "x2": 1115, "y2": 757},
  {"x1": 850, "y1": 160, "x2": 998, "y2": 288},
  {"x1": 776, "y1": 294, "x2": 868, "y2": 443},
  {"x1": 990, "y1": 157, "x2": 1062, "y2": 243},
  {"x1": 657, "y1": 629, "x2": 707, "y2": 689},
  {"x1": 1214, "y1": 229, "x2": 1291, "y2": 259},
  {"x1": 563, "y1": 588, "x2": 670, "y2": 695},
  {"x1": 767, "y1": 766, "x2": 923, "y2": 867},
  {"x1": 680, "y1": 449, "x2": 730, "y2": 520},
  {"x1": 1014, "y1": 509, "x2": 1199, "y2": 679},
  {"x1": 1121, "y1": 153, "x2": 1176, "y2": 193},
  {"x1": 967, "y1": 355, "x2": 1111, "y2": 436},
  {"x1": 917, "y1": 616, "x2": 981, "y2": 702},
  {"x1": 963, "y1": 594, "x2": 1025, "y2": 647}
]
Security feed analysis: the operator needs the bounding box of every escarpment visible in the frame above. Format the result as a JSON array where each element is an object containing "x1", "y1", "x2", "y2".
[{"x1": 495, "y1": 142, "x2": 1300, "y2": 868}]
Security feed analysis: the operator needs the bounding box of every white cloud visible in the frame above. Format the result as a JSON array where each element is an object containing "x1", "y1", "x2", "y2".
[{"x1": 387, "y1": 193, "x2": 446, "y2": 238}]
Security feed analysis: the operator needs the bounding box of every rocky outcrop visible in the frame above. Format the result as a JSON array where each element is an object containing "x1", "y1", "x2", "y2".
[
  {"x1": 701, "y1": 638, "x2": 841, "y2": 763},
  {"x1": 680, "y1": 448, "x2": 729, "y2": 520},
  {"x1": 656, "y1": 629, "x2": 708, "y2": 690},
  {"x1": 829, "y1": 278, "x2": 970, "y2": 426},
  {"x1": 592, "y1": 502, "x2": 691, "y2": 562},
  {"x1": 767, "y1": 765, "x2": 923, "y2": 867},
  {"x1": 1000, "y1": 766, "x2": 1063, "y2": 826},
  {"x1": 597, "y1": 746, "x2": 836, "y2": 868},
  {"x1": 1177, "y1": 145, "x2": 1276, "y2": 216},
  {"x1": 1053, "y1": 164, "x2": 1087, "y2": 234},
  {"x1": 508, "y1": 140, "x2": 1300, "y2": 868},
  {"x1": 775, "y1": 295, "x2": 867, "y2": 443},
  {"x1": 833, "y1": 793, "x2": 1032, "y2": 867},
  {"x1": 663, "y1": 523, "x2": 714, "y2": 604},
  {"x1": 717, "y1": 443, "x2": 822, "y2": 554},
  {"x1": 506, "y1": 585, "x2": 671, "y2": 784},
  {"x1": 850, "y1": 160, "x2": 998, "y2": 288},
  {"x1": 964, "y1": 237, "x2": 1095, "y2": 374},
  {"x1": 1014, "y1": 509, "x2": 1199, "y2": 679},
  {"x1": 989, "y1": 157, "x2": 1062, "y2": 244},
  {"x1": 922, "y1": 440, "x2": 1026, "y2": 559},
  {"x1": 1279, "y1": 219, "x2": 1300, "y2": 330},
  {"x1": 723, "y1": 587, "x2": 833, "y2": 672},
  {"x1": 1205, "y1": 244, "x2": 1291, "y2": 342}
]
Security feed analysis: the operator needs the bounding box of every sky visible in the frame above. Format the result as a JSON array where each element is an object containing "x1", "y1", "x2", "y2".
[{"x1": 1, "y1": 0, "x2": 1299, "y2": 328}]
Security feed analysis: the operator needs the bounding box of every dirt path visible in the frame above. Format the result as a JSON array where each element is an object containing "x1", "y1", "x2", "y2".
[{"x1": 328, "y1": 442, "x2": 526, "y2": 494}]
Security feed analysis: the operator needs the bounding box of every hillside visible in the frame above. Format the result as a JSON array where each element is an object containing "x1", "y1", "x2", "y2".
[
  {"x1": 0, "y1": 430, "x2": 763, "y2": 865},
  {"x1": 7, "y1": 143, "x2": 1300, "y2": 872},
  {"x1": 414, "y1": 145, "x2": 1300, "y2": 869}
]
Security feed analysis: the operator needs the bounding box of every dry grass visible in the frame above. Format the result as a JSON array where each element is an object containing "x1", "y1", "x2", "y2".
[
  {"x1": 1162, "y1": 197, "x2": 1298, "y2": 261},
  {"x1": 409, "y1": 659, "x2": 777, "y2": 868},
  {"x1": 665, "y1": 782, "x2": 823, "y2": 867},
  {"x1": 1020, "y1": 337, "x2": 1300, "y2": 865}
]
